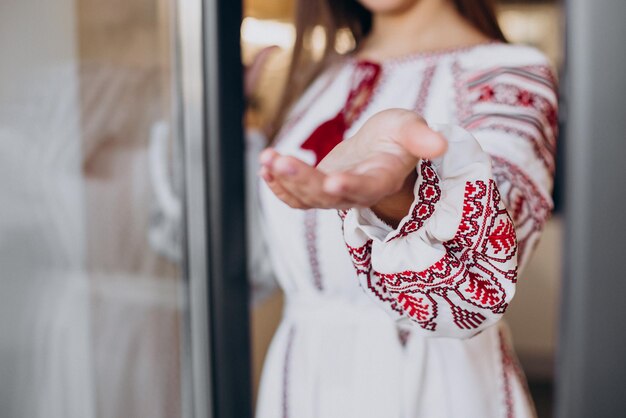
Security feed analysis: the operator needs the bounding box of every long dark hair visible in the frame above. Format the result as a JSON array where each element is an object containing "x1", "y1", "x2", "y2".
[{"x1": 269, "y1": 0, "x2": 506, "y2": 139}]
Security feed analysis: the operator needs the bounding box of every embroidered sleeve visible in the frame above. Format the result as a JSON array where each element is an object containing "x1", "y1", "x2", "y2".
[
  {"x1": 341, "y1": 125, "x2": 518, "y2": 338},
  {"x1": 341, "y1": 55, "x2": 558, "y2": 337},
  {"x1": 457, "y1": 58, "x2": 558, "y2": 267}
]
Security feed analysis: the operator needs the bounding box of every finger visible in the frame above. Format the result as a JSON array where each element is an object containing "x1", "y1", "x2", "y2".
[
  {"x1": 259, "y1": 165, "x2": 274, "y2": 183},
  {"x1": 262, "y1": 171, "x2": 310, "y2": 209},
  {"x1": 271, "y1": 156, "x2": 349, "y2": 208},
  {"x1": 259, "y1": 147, "x2": 279, "y2": 166},
  {"x1": 272, "y1": 155, "x2": 306, "y2": 178},
  {"x1": 323, "y1": 169, "x2": 397, "y2": 206},
  {"x1": 396, "y1": 117, "x2": 447, "y2": 159}
]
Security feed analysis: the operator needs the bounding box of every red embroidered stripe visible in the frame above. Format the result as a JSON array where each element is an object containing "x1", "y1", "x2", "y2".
[
  {"x1": 304, "y1": 210, "x2": 323, "y2": 290},
  {"x1": 413, "y1": 63, "x2": 437, "y2": 115},
  {"x1": 388, "y1": 160, "x2": 441, "y2": 241},
  {"x1": 491, "y1": 156, "x2": 552, "y2": 263},
  {"x1": 282, "y1": 326, "x2": 296, "y2": 418},
  {"x1": 466, "y1": 65, "x2": 557, "y2": 91},
  {"x1": 498, "y1": 328, "x2": 515, "y2": 418}
]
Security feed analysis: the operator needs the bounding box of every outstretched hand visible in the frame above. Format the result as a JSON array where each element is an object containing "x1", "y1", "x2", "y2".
[{"x1": 259, "y1": 109, "x2": 447, "y2": 220}]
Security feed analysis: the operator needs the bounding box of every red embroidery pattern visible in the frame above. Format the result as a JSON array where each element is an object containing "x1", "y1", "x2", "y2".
[
  {"x1": 304, "y1": 210, "x2": 323, "y2": 290},
  {"x1": 397, "y1": 292, "x2": 437, "y2": 331},
  {"x1": 460, "y1": 265, "x2": 508, "y2": 310},
  {"x1": 501, "y1": 328, "x2": 536, "y2": 416},
  {"x1": 345, "y1": 239, "x2": 404, "y2": 316},
  {"x1": 300, "y1": 61, "x2": 382, "y2": 164},
  {"x1": 453, "y1": 60, "x2": 472, "y2": 123},
  {"x1": 478, "y1": 122, "x2": 555, "y2": 175},
  {"x1": 413, "y1": 63, "x2": 437, "y2": 115},
  {"x1": 274, "y1": 69, "x2": 338, "y2": 146},
  {"x1": 397, "y1": 328, "x2": 411, "y2": 347},
  {"x1": 466, "y1": 65, "x2": 557, "y2": 95},
  {"x1": 282, "y1": 326, "x2": 296, "y2": 418},
  {"x1": 343, "y1": 61, "x2": 383, "y2": 125},
  {"x1": 437, "y1": 290, "x2": 488, "y2": 330},
  {"x1": 499, "y1": 328, "x2": 515, "y2": 418},
  {"x1": 498, "y1": 328, "x2": 537, "y2": 418},
  {"x1": 447, "y1": 180, "x2": 516, "y2": 258},
  {"x1": 367, "y1": 274, "x2": 404, "y2": 316},
  {"x1": 461, "y1": 65, "x2": 558, "y2": 175},
  {"x1": 346, "y1": 240, "x2": 372, "y2": 276},
  {"x1": 389, "y1": 160, "x2": 441, "y2": 241},
  {"x1": 488, "y1": 218, "x2": 517, "y2": 255},
  {"x1": 448, "y1": 180, "x2": 517, "y2": 315},
  {"x1": 491, "y1": 156, "x2": 552, "y2": 264},
  {"x1": 377, "y1": 254, "x2": 465, "y2": 292},
  {"x1": 341, "y1": 208, "x2": 403, "y2": 313},
  {"x1": 344, "y1": 179, "x2": 517, "y2": 332},
  {"x1": 474, "y1": 83, "x2": 557, "y2": 127}
]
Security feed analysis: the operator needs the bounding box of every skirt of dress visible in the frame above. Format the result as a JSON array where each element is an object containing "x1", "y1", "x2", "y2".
[{"x1": 255, "y1": 294, "x2": 536, "y2": 418}]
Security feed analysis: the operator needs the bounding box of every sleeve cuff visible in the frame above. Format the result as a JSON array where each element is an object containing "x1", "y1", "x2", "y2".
[{"x1": 344, "y1": 123, "x2": 494, "y2": 245}]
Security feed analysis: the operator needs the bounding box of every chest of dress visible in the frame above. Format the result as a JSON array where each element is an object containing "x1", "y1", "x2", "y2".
[{"x1": 258, "y1": 57, "x2": 461, "y2": 292}]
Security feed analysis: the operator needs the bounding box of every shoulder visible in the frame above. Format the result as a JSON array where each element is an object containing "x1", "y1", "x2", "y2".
[
  {"x1": 453, "y1": 43, "x2": 559, "y2": 105},
  {"x1": 461, "y1": 43, "x2": 554, "y2": 70},
  {"x1": 457, "y1": 43, "x2": 557, "y2": 86}
]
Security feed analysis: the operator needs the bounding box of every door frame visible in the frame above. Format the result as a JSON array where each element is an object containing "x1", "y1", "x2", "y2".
[{"x1": 177, "y1": 0, "x2": 251, "y2": 417}]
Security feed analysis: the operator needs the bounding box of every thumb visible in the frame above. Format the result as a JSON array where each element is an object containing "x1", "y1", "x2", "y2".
[{"x1": 396, "y1": 116, "x2": 447, "y2": 160}]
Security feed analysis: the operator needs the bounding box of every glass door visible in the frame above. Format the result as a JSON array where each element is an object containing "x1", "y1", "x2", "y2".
[{"x1": 0, "y1": 0, "x2": 251, "y2": 417}]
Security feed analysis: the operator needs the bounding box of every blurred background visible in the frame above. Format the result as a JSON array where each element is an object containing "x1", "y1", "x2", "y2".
[{"x1": 1, "y1": 0, "x2": 623, "y2": 418}]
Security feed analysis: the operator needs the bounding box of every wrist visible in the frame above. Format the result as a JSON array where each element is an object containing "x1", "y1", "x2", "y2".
[{"x1": 370, "y1": 169, "x2": 417, "y2": 228}]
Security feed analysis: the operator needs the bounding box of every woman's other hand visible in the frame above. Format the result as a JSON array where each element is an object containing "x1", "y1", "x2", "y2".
[
  {"x1": 244, "y1": 46, "x2": 278, "y2": 99},
  {"x1": 259, "y1": 109, "x2": 447, "y2": 226},
  {"x1": 245, "y1": 46, "x2": 278, "y2": 131}
]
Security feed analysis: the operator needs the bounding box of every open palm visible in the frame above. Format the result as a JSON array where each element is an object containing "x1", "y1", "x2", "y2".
[{"x1": 260, "y1": 109, "x2": 447, "y2": 211}]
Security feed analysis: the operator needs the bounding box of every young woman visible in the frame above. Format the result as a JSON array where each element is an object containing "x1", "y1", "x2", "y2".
[{"x1": 250, "y1": 0, "x2": 558, "y2": 416}]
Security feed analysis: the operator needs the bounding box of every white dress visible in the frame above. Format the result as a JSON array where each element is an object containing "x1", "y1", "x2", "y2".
[{"x1": 253, "y1": 43, "x2": 557, "y2": 418}]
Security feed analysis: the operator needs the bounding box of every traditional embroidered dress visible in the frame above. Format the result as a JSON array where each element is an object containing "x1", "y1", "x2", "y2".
[{"x1": 251, "y1": 43, "x2": 558, "y2": 418}]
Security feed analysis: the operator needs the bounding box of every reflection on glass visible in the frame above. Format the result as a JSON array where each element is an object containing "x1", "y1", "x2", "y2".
[{"x1": 0, "y1": 0, "x2": 185, "y2": 417}]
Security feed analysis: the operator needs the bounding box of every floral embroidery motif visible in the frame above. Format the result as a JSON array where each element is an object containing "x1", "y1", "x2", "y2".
[
  {"x1": 413, "y1": 63, "x2": 437, "y2": 115},
  {"x1": 487, "y1": 123, "x2": 555, "y2": 175},
  {"x1": 304, "y1": 210, "x2": 323, "y2": 290},
  {"x1": 397, "y1": 292, "x2": 437, "y2": 331},
  {"x1": 345, "y1": 239, "x2": 404, "y2": 316},
  {"x1": 300, "y1": 61, "x2": 383, "y2": 165},
  {"x1": 282, "y1": 327, "x2": 296, "y2": 418},
  {"x1": 491, "y1": 156, "x2": 552, "y2": 264},
  {"x1": 461, "y1": 65, "x2": 558, "y2": 175},
  {"x1": 499, "y1": 329, "x2": 536, "y2": 418},
  {"x1": 389, "y1": 160, "x2": 441, "y2": 241},
  {"x1": 397, "y1": 328, "x2": 411, "y2": 347},
  {"x1": 345, "y1": 239, "x2": 372, "y2": 276},
  {"x1": 344, "y1": 179, "x2": 517, "y2": 332}
]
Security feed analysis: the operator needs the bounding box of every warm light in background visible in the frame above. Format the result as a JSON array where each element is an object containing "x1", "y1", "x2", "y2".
[
  {"x1": 241, "y1": 17, "x2": 295, "y2": 49},
  {"x1": 497, "y1": 4, "x2": 562, "y2": 65},
  {"x1": 241, "y1": 17, "x2": 356, "y2": 57}
]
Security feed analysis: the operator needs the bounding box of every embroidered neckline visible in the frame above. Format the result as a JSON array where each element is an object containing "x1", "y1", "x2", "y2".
[{"x1": 348, "y1": 40, "x2": 503, "y2": 67}]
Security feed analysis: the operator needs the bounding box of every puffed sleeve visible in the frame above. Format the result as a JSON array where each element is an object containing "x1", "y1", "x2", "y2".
[
  {"x1": 341, "y1": 125, "x2": 518, "y2": 338},
  {"x1": 340, "y1": 51, "x2": 558, "y2": 338},
  {"x1": 246, "y1": 128, "x2": 278, "y2": 306},
  {"x1": 458, "y1": 53, "x2": 558, "y2": 268}
]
